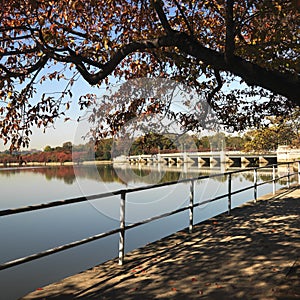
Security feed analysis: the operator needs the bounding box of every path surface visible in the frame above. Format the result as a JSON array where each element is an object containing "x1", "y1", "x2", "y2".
[{"x1": 22, "y1": 187, "x2": 300, "y2": 300}]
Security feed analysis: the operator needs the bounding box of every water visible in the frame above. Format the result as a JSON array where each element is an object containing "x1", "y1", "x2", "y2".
[{"x1": 0, "y1": 163, "x2": 292, "y2": 299}]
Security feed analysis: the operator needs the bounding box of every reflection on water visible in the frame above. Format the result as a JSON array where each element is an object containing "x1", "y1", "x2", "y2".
[
  {"x1": 0, "y1": 163, "x2": 295, "y2": 300},
  {"x1": 0, "y1": 163, "x2": 295, "y2": 189}
]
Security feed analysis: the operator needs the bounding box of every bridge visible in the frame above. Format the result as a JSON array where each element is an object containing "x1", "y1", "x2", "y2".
[{"x1": 118, "y1": 151, "x2": 278, "y2": 167}]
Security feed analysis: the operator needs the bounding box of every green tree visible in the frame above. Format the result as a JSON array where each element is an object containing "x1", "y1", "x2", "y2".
[
  {"x1": 0, "y1": 0, "x2": 299, "y2": 150},
  {"x1": 244, "y1": 116, "x2": 297, "y2": 152},
  {"x1": 95, "y1": 138, "x2": 112, "y2": 160},
  {"x1": 225, "y1": 135, "x2": 246, "y2": 150},
  {"x1": 62, "y1": 141, "x2": 73, "y2": 152},
  {"x1": 285, "y1": 108, "x2": 300, "y2": 147},
  {"x1": 43, "y1": 145, "x2": 53, "y2": 152},
  {"x1": 197, "y1": 136, "x2": 211, "y2": 151},
  {"x1": 130, "y1": 133, "x2": 177, "y2": 155},
  {"x1": 72, "y1": 144, "x2": 86, "y2": 152}
]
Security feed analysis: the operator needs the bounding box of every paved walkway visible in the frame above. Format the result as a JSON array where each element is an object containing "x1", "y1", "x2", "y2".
[{"x1": 22, "y1": 187, "x2": 300, "y2": 300}]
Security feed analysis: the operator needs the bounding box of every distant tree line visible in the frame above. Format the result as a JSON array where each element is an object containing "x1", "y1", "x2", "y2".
[
  {"x1": 1, "y1": 114, "x2": 299, "y2": 165},
  {"x1": 0, "y1": 140, "x2": 112, "y2": 165}
]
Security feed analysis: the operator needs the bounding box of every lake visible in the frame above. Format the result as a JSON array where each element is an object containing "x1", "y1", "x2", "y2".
[{"x1": 0, "y1": 163, "x2": 291, "y2": 299}]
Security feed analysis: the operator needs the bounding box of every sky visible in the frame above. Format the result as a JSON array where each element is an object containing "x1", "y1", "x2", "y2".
[
  {"x1": 0, "y1": 64, "x2": 252, "y2": 152},
  {"x1": 0, "y1": 75, "x2": 247, "y2": 152},
  {"x1": 0, "y1": 72, "x2": 105, "y2": 151},
  {"x1": 0, "y1": 72, "x2": 203, "y2": 151}
]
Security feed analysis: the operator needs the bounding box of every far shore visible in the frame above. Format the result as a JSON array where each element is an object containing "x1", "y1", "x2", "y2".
[{"x1": 0, "y1": 160, "x2": 112, "y2": 168}]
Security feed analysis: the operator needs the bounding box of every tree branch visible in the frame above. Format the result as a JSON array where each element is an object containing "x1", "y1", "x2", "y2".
[
  {"x1": 66, "y1": 47, "x2": 105, "y2": 69},
  {"x1": 3, "y1": 29, "x2": 298, "y2": 105},
  {"x1": 52, "y1": 21, "x2": 90, "y2": 40},
  {"x1": 0, "y1": 46, "x2": 40, "y2": 57},
  {"x1": 173, "y1": 0, "x2": 194, "y2": 36},
  {"x1": 225, "y1": 0, "x2": 235, "y2": 63},
  {"x1": 151, "y1": 0, "x2": 174, "y2": 34},
  {"x1": 0, "y1": 34, "x2": 33, "y2": 43},
  {"x1": 76, "y1": 36, "x2": 174, "y2": 84},
  {"x1": 80, "y1": 31, "x2": 299, "y2": 104},
  {"x1": 0, "y1": 55, "x2": 48, "y2": 79},
  {"x1": 0, "y1": 25, "x2": 30, "y2": 32},
  {"x1": 176, "y1": 32, "x2": 300, "y2": 104},
  {"x1": 207, "y1": 70, "x2": 223, "y2": 105}
]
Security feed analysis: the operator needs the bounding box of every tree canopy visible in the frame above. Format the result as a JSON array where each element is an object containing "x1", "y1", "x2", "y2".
[
  {"x1": 0, "y1": 0, "x2": 299, "y2": 150},
  {"x1": 244, "y1": 111, "x2": 300, "y2": 151}
]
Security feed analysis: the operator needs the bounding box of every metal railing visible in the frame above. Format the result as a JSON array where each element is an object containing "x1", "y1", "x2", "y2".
[{"x1": 0, "y1": 161, "x2": 299, "y2": 270}]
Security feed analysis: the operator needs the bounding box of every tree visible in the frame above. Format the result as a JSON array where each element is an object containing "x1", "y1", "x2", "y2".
[
  {"x1": 130, "y1": 133, "x2": 178, "y2": 154},
  {"x1": 43, "y1": 145, "x2": 53, "y2": 152},
  {"x1": 62, "y1": 141, "x2": 72, "y2": 152},
  {"x1": 0, "y1": 0, "x2": 299, "y2": 150},
  {"x1": 197, "y1": 136, "x2": 211, "y2": 151},
  {"x1": 244, "y1": 116, "x2": 298, "y2": 152},
  {"x1": 225, "y1": 135, "x2": 246, "y2": 150},
  {"x1": 94, "y1": 138, "x2": 112, "y2": 160}
]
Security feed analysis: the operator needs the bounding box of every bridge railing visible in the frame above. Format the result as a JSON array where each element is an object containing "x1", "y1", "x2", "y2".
[{"x1": 0, "y1": 161, "x2": 299, "y2": 270}]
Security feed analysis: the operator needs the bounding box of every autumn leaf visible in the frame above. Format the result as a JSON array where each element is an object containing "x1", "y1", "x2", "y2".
[{"x1": 104, "y1": 39, "x2": 109, "y2": 50}]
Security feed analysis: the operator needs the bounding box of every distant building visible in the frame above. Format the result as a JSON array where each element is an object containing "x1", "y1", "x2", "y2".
[{"x1": 277, "y1": 145, "x2": 300, "y2": 161}]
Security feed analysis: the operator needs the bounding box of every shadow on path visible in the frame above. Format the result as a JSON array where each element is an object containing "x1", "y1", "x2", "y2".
[{"x1": 22, "y1": 187, "x2": 300, "y2": 300}]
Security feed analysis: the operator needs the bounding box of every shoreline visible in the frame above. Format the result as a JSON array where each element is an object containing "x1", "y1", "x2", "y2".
[{"x1": 0, "y1": 160, "x2": 112, "y2": 168}]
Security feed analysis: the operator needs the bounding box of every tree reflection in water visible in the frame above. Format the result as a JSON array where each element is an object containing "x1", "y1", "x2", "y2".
[{"x1": 1, "y1": 163, "x2": 296, "y2": 187}]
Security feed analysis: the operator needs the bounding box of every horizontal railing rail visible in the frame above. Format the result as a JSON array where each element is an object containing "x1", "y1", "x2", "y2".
[{"x1": 0, "y1": 161, "x2": 299, "y2": 270}]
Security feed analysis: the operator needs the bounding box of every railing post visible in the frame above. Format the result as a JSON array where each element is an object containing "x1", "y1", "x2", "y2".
[
  {"x1": 254, "y1": 168, "x2": 258, "y2": 202},
  {"x1": 298, "y1": 161, "x2": 300, "y2": 185},
  {"x1": 189, "y1": 180, "x2": 194, "y2": 233},
  {"x1": 228, "y1": 173, "x2": 232, "y2": 215},
  {"x1": 272, "y1": 164, "x2": 276, "y2": 195},
  {"x1": 287, "y1": 162, "x2": 290, "y2": 189},
  {"x1": 118, "y1": 191, "x2": 126, "y2": 265}
]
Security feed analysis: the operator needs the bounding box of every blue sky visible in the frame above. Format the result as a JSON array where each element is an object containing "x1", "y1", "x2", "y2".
[
  {"x1": 0, "y1": 71, "x2": 104, "y2": 151},
  {"x1": 0, "y1": 67, "x2": 253, "y2": 152}
]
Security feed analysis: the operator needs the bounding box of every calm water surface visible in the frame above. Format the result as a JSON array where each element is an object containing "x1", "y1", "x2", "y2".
[{"x1": 0, "y1": 163, "x2": 290, "y2": 299}]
